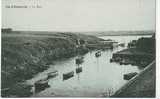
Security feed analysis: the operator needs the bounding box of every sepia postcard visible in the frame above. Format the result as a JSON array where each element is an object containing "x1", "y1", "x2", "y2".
[{"x1": 1, "y1": 0, "x2": 156, "y2": 98}]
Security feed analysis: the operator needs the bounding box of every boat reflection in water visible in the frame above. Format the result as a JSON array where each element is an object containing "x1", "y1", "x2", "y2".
[{"x1": 76, "y1": 67, "x2": 82, "y2": 74}]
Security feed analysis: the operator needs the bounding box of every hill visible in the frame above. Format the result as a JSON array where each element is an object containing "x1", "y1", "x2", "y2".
[{"x1": 1, "y1": 31, "x2": 103, "y2": 97}]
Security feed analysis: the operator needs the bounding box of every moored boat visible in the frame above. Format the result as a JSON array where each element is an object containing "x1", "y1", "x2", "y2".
[
  {"x1": 47, "y1": 70, "x2": 58, "y2": 79},
  {"x1": 34, "y1": 78, "x2": 49, "y2": 92},
  {"x1": 95, "y1": 51, "x2": 101, "y2": 57},
  {"x1": 75, "y1": 56, "x2": 84, "y2": 65},
  {"x1": 123, "y1": 72, "x2": 138, "y2": 80},
  {"x1": 63, "y1": 71, "x2": 74, "y2": 80}
]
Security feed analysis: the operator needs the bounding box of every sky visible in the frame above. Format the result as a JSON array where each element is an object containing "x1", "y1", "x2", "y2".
[{"x1": 2, "y1": 0, "x2": 155, "y2": 31}]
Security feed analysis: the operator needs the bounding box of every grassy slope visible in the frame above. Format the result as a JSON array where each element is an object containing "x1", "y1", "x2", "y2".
[
  {"x1": 1, "y1": 32, "x2": 102, "y2": 90},
  {"x1": 112, "y1": 61, "x2": 155, "y2": 97}
]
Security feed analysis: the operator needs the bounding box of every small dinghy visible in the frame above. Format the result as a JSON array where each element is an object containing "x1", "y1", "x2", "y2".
[
  {"x1": 47, "y1": 70, "x2": 58, "y2": 79},
  {"x1": 34, "y1": 78, "x2": 49, "y2": 92},
  {"x1": 123, "y1": 72, "x2": 138, "y2": 80},
  {"x1": 63, "y1": 71, "x2": 74, "y2": 80},
  {"x1": 95, "y1": 51, "x2": 101, "y2": 57},
  {"x1": 75, "y1": 56, "x2": 84, "y2": 65}
]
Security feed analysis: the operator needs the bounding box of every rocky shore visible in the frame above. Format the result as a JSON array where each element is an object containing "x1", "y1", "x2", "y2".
[
  {"x1": 110, "y1": 34, "x2": 155, "y2": 68},
  {"x1": 111, "y1": 34, "x2": 155, "y2": 97}
]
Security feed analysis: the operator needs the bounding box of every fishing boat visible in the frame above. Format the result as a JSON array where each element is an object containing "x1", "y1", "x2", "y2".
[
  {"x1": 95, "y1": 51, "x2": 101, "y2": 57},
  {"x1": 63, "y1": 71, "x2": 74, "y2": 80},
  {"x1": 34, "y1": 78, "x2": 49, "y2": 92},
  {"x1": 123, "y1": 72, "x2": 138, "y2": 80},
  {"x1": 47, "y1": 70, "x2": 58, "y2": 79}
]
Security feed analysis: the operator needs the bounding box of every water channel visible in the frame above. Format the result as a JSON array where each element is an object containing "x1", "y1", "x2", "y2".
[{"x1": 27, "y1": 35, "x2": 152, "y2": 97}]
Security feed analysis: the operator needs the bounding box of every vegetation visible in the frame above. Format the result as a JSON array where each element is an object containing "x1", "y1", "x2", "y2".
[
  {"x1": 1, "y1": 28, "x2": 12, "y2": 33},
  {"x1": 136, "y1": 34, "x2": 155, "y2": 54},
  {"x1": 1, "y1": 31, "x2": 103, "y2": 97},
  {"x1": 111, "y1": 35, "x2": 156, "y2": 97}
]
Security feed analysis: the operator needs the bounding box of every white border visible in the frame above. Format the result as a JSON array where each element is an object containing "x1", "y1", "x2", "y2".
[
  {"x1": 156, "y1": 0, "x2": 160, "y2": 98},
  {"x1": 0, "y1": 0, "x2": 159, "y2": 99}
]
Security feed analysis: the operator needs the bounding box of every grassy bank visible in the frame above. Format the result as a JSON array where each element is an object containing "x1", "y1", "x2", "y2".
[
  {"x1": 1, "y1": 32, "x2": 103, "y2": 97},
  {"x1": 112, "y1": 61, "x2": 155, "y2": 97}
]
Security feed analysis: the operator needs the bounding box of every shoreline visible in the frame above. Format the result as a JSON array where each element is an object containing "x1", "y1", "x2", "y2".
[
  {"x1": 112, "y1": 61, "x2": 155, "y2": 97},
  {"x1": 1, "y1": 32, "x2": 155, "y2": 97},
  {"x1": 1, "y1": 32, "x2": 103, "y2": 97}
]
